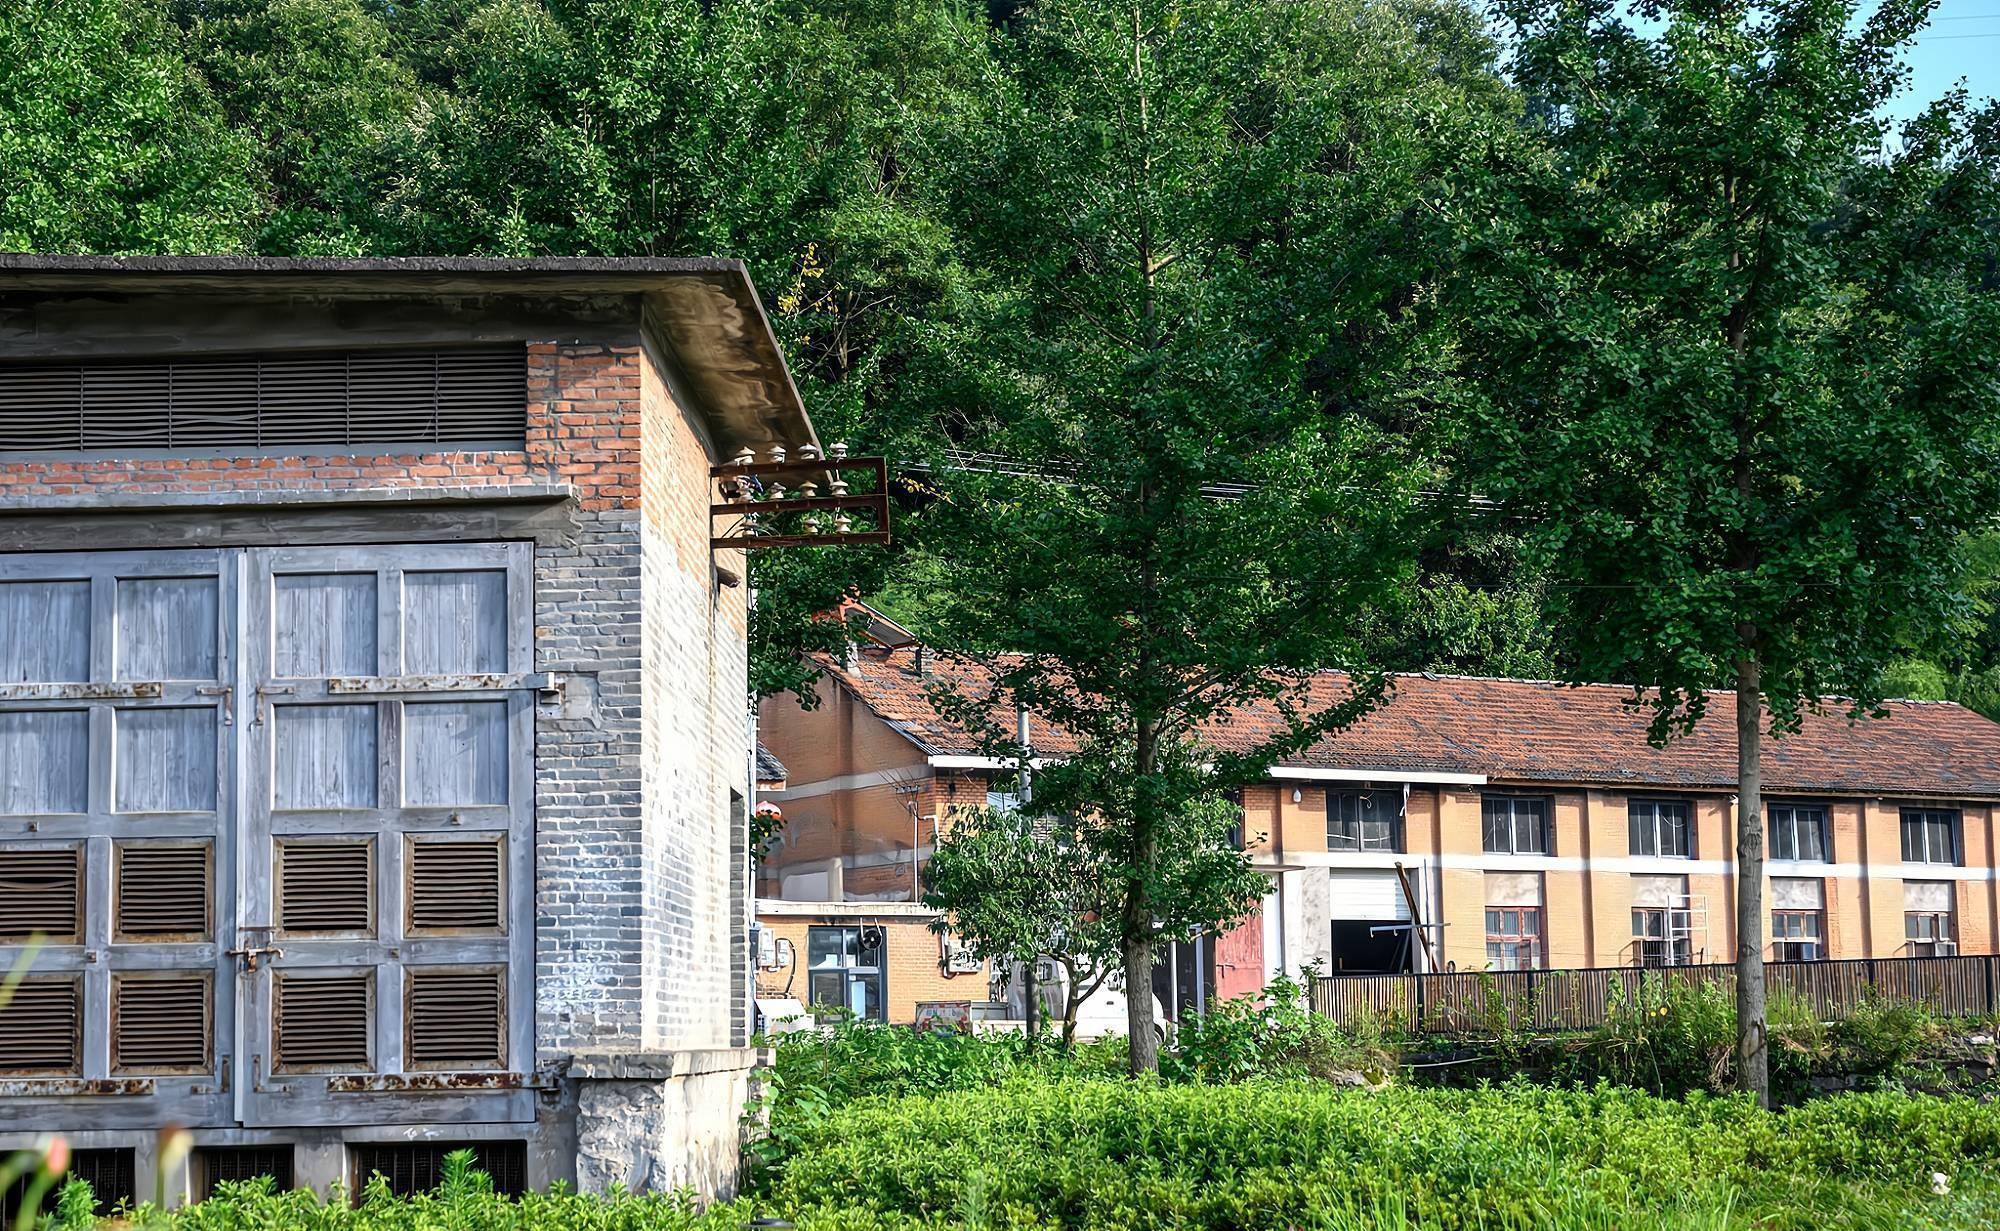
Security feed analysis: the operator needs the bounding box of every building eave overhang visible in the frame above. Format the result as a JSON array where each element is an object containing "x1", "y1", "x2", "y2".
[{"x1": 0, "y1": 254, "x2": 818, "y2": 459}]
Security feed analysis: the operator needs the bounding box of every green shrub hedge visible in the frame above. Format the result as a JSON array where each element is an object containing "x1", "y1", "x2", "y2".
[
  {"x1": 21, "y1": 1082, "x2": 2000, "y2": 1230},
  {"x1": 750, "y1": 1080, "x2": 2000, "y2": 1230}
]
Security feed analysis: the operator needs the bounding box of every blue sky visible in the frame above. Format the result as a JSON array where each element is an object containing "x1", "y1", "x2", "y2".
[{"x1": 1894, "y1": 0, "x2": 2000, "y2": 119}]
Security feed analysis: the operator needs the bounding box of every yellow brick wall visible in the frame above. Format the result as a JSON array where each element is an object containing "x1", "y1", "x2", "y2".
[
  {"x1": 1435, "y1": 789, "x2": 1478, "y2": 859},
  {"x1": 1543, "y1": 869, "x2": 1592, "y2": 967},
  {"x1": 755, "y1": 914, "x2": 986, "y2": 1025},
  {"x1": 1826, "y1": 801, "x2": 1868, "y2": 957},
  {"x1": 1586, "y1": 792, "x2": 1635, "y2": 965},
  {"x1": 1241, "y1": 784, "x2": 1280, "y2": 856},
  {"x1": 1439, "y1": 867, "x2": 1487, "y2": 971},
  {"x1": 1276, "y1": 784, "x2": 1328, "y2": 853},
  {"x1": 1408, "y1": 787, "x2": 1445, "y2": 860},
  {"x1": 1862, "y1": 800, "x2": 1908, "y2": 955},
  {"x1": 1962, "y1": 804, "x2": 1996, "y2": 956}
]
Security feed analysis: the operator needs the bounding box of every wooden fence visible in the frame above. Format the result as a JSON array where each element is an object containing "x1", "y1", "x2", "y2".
[{"x1": 1310, "y1": 954, "x2": 2000, "y2": 1033}]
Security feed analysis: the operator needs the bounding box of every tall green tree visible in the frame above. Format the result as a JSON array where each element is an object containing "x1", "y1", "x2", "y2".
[
  {"x1": 889, "y1": 0, "x2": 1509, "y2": 1070},
  {"x1": 920, "y1": 806, "x2": 1124, "y2": 1047},
  {"x1": 0, "y1": 0, "x2": 264, "y2": 252},
  {"x1": 1463, "y1": 0, "x2": 2000, "y2": 1104},
  {"x1": 169, "y1": 0, "x2": 424, "y2": 255}
]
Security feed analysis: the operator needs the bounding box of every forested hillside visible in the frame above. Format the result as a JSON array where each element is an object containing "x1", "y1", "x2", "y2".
[{"x1": 4, "y1": 0, "x2": 1994, "y2": 712}]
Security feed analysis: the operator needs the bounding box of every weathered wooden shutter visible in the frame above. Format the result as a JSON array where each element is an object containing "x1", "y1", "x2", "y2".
[
  {"x1": 115, "y1": 843, "x2": 212, "y2": 939},
  {"x1": 0, "y1": 550, "x2": 232, "y2": 1124},
  {"x1": 406, "y1": 969, "x2": 506, "y2": 1069},
  {"x1": 277, "y1": 841, "x2": 373, "y2": 934},
  {"x1": 112, "y1": 975, "x2": 211, "y2": 1072},
  {"x1": 273, "y1": 974, "x2": 372, "y2": 1072},
  {"x1": 408, "y1": 840, "x2": 504, "y2": 933},
  {"x1": 0, "y1": 846, "x2": 82, "y2": 942},
  {"x1": 0, "y1": 978, "x2": 82, "y2": 1074}
]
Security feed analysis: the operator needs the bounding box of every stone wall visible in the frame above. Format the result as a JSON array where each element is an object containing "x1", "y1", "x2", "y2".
[{"x1": 570, "y1": 1049, "x2": 771, "y2": 1199}]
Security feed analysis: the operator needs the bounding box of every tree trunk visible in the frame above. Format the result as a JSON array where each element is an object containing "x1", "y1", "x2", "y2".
[
  {"x1": 1124, "y1": 717, "x2": 1162, "y2": 1073},
  {"x1": 1123, "y1": 928, "x2": 1157, "y2": 1072},
  {"x1": 1735, "y1": 652, "x2": 1770, "y2": 1106},
  {"x1": 1024, "y1": 959, "x2": 1040, "y2": 1049}
]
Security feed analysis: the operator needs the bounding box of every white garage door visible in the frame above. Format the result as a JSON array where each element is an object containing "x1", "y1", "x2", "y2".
[{"x1": 1326, "y1": 869, "x2": 1411, "y2": 921}]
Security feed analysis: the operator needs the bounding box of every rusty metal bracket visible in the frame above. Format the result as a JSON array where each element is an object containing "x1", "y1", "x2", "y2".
[
  {"x1": 196, "y1": 684, "x2": 235, "y2": 725},
  {"x1": 711, "y1": 454, "x2": 892, "y2": 551}
]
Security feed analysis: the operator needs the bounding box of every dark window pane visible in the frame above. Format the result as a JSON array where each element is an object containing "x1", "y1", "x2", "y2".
[{"x1": 1516, "y1": 801, "x2": 1547, "y2": 854}]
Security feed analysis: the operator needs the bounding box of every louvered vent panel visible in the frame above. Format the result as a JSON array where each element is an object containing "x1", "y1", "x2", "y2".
[
  {"x1": 3, "y1": 367, "x2": 83, "y2": 450},
  {"x1": 279, "y1": 841, "x2": 372, "y2": 933},
  {"x1": 407, "y1": 970, "x2": 505, "y2": 1068},
  {"x1": 409, "y1": 841, "x2": 503, "y2": 932},
  {"x1": 113, "y1": 976, "x2": 210, "y2": 1072},
  {"x1": 274, "y1": 975, "x2": 370, "y2": 1071},
  {"x1": 0, "y1": 979, "x2": 81, "y2": 1073},
  {"x1": 117, "y1": 844, "x2": 210, "y2": 938},
  {"x1": 0, "y1": 347, "x2": 525, "y2": 453},
  {"x1": 0, "y1": 847, "x2": 81, "y2": 941}
]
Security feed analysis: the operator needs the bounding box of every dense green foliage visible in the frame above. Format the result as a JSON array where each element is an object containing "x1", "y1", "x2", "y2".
[
  {"x1": 1455, "y1": 0, "x2": 2000, "y2": 1100},
  {"x1": 918, "y1": 806, "x2": 1128, "y2": 1043},
  {"x1": 1461, "y1": 0, "x2": 2000, "y2": 742},
  {"x1": 748, "y1": 1080, "x2": 2000, "y2": 1229},
  {"x1": 868, "y1": 0, "x2": 1516, "y2": 1063},
  {"x1": 737, "y1": 1011, "x2": 2000, "y2": 1226},
  {"x1": 29, "y1": 1078, "x2": 2000, "y2": 1230},
  {"x1": 5, "y1": 0, "x2": 1995, "y2": 710},
  {"x1": 15, "y1": 1018, "x2": 2000, "y2": 1228}
]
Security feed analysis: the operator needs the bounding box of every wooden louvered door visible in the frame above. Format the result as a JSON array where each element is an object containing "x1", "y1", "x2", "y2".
[
  {"x1": 238, "y1": 544, "x2": 533, "y2": 1127},
  {"x1": 0, "y1": 550, "x2": 235, "y2": 1129}
]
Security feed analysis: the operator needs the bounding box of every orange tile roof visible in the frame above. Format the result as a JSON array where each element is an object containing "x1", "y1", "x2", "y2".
[{"x1": 823, "y1": 646, "x2": 2000, "y2": 799}]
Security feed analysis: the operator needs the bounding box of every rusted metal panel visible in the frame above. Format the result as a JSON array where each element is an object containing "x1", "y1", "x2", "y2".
[
  {"x1": 0, "y1": 683, "x2": 162, "y2": 701},
  {"x1": 406, "y1": 838, "x2": 505, "y2": 935},
  {"x1": 271, "y1": 972, "x2": 374, "y2": 1073},
  {"x1": 323, "y1": 672, "x2": 555, "y2": 694},
  {"x1": 276, "y1": 838, "x2": 374, "y2": 936},
  {"x1": 0, "y1": 1078, "x2": 155, "y2": 1097},
  {"x1": 326, "y1": 1070, "x2": 527, "y2": 1093}
]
